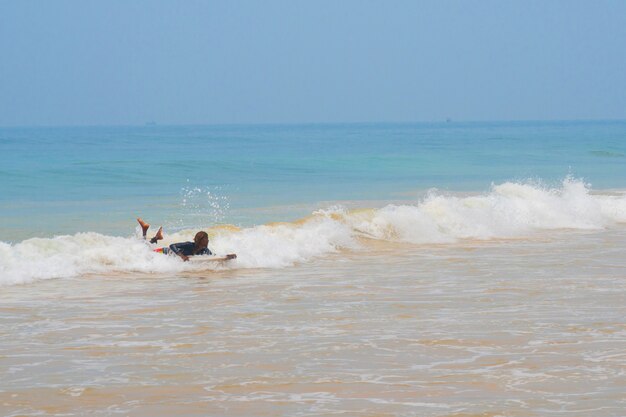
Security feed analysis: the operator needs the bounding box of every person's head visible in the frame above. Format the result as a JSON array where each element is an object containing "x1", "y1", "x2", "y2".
[{"x1": 194, "y1": 231, "x2": 209, "y2": 249}]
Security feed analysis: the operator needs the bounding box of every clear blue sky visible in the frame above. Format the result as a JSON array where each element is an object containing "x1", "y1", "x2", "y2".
[{"x1": 1, "y1": 0, "x2": 625, "y2": 126}]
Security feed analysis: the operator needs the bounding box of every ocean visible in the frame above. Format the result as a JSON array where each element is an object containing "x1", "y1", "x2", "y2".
[{"x1": 1, "y1": 121, "x2": 626, "y2": 416}]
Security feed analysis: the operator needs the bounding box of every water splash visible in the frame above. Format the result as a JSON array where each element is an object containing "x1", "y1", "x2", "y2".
[{"x1": 166, "y1": 181, "x2": 231, "y2": 230}]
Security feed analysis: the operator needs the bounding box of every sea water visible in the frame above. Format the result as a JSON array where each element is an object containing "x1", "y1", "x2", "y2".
[
  {"x1": 1, "y1": 121, "x2": 625, "y2": 416},
  {"x1": 2, "y1": 121, "x2": 626, "y2": 241}
]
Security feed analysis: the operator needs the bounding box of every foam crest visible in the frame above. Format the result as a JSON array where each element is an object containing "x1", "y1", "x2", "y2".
[
  {"x1": 213, "y1": 217, "x2": 357, "y2": 268},
  {"x1": 340, "y1": 178, "x2": 625, "y2": 243},
  {"x1": 0, "y1": 233, "x2": 187, "y2": 286},
  {"x1": 2, "y1": 179, "x2": 626, "y2": 286}
]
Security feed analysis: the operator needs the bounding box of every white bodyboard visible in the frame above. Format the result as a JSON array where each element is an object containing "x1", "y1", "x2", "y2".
[{"x1": 188, "y1": 255, "x2": 235, "y2": 263}]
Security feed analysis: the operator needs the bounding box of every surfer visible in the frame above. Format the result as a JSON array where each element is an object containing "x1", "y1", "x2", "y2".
[{"x1": 137, "y1": 218, "x2": 236, "y2": 262}]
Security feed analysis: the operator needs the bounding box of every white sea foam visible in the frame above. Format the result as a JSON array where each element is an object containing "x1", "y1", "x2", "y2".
[{"x1": 1, "y1": 179, "x2": 625, "y2": 285}]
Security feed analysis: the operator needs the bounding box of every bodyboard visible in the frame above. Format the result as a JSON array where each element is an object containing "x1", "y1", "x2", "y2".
[{"x1": 188, "y1": 255, "x2": 235, "y2": 263}]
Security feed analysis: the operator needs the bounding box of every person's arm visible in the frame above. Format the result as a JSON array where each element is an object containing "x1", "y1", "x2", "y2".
[
  {"x1": 169, "y1": 242, "x2": 190, "y2": 261},
  {"x1": 198, "y1": 247, "x2": 213, "y2": 256}
]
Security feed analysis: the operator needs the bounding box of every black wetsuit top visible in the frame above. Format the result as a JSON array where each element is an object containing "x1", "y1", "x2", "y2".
[{"x1": 167, "y1": 242, "x2": 212, "y2": 257}]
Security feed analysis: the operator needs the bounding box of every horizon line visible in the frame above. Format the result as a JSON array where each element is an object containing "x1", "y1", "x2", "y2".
[{"x1": 1, "y1": 117, "x2": 625, "y2": 130}]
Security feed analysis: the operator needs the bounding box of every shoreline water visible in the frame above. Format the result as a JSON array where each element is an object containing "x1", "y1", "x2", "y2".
[{"x1": 2, "y1": 227, "x2": 625, "y2": 416}]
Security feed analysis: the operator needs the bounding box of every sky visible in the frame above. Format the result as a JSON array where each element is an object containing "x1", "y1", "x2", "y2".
[{"x1": 1, "y1": 0, "x2": 625, "y2": 126}]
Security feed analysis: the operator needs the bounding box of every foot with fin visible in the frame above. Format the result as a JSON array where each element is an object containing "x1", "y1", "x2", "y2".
[
  {"x1": 137, "y1": 218, "x2": 150, "y2": 238},
  {"x1": 150, "y1": 227, "x2": 164, "y2": 244}
]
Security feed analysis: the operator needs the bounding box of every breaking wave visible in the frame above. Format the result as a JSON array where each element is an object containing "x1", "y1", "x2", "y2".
[{"x1": 2, "y1": 179, "x2": 626, "y2": 285}]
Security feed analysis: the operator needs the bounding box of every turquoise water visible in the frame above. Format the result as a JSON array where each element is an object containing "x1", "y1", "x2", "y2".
[{"x1": 1, "y1": 120, "x2": 626, "y2": 240}]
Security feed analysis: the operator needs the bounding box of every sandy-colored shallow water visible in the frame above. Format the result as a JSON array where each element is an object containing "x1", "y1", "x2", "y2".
[{"x1": 1, "y1": 229, "x2": 625, "y2": 416}]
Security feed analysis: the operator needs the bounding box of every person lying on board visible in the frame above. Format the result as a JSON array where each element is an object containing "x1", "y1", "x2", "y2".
[{"x1": 137, "y1": 218, "x2": 236, "y2": 262}]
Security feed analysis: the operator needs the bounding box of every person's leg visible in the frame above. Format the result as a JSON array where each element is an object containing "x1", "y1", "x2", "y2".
[
  {"x1": 137, "y1": 218, "x2": 150, "y2": 239},
  {"x1": 149, "y1": 227, "x2": 164, "y2": 244}
]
